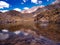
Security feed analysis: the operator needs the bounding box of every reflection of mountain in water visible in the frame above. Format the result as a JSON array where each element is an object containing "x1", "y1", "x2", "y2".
[
  {"x1": 35, "y1": 21, "x2": 60, "y2": 42},
  {"x1": 0, "y1": 30, "x2": 57, "y2": 45}
]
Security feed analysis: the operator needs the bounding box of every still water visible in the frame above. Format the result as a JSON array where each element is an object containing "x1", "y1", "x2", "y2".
[{"x1": 0, "y1": 21, "x2": 60, "y2": 45}]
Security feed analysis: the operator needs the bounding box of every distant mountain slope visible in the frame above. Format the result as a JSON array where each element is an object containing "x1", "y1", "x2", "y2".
[{"x1": 35, "y1": 3, "x2": 60, "y2": 23}]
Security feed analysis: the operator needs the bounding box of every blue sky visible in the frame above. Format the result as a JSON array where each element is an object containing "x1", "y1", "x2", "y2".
[{"x1": 0, "y1": 0, "x2": 55, "y2": 12}]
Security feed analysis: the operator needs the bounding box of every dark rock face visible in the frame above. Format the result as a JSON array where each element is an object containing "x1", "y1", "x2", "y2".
[{"x1": 0, "y1": 30, "x2": 57, "y2": 45}]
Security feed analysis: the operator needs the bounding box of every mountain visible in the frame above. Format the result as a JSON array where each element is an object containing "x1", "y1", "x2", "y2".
[
  {"x1": 21, "y1": 6, "x2": 45, "y2": 14},
  {"x1": 5, "y1": 10, "x2": 23, "y2": 17},
  {"x1": 35, "y1": 3, "x2": 60, "y2": 23},
  {"x1": 21, "y1": 6, "x2": 40, "y2": 13},
  {"x1": 0, "y1": 3, "x2": 60, "y2": 27},
  {"x1": 0, "y1": 10, "x2": 23, "y2": 28}
]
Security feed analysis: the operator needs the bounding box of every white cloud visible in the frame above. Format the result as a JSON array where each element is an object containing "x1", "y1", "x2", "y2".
[
  {"x1": 0, "y1": 1, "x2": 9, "y2": 9},
  {"x1": 31, "y1": 0, "x2": 42, "y2": 4},
  {"x1": 39, "y1": 5, "x2": 45, "y2": 8},
  {"x1": 31, "y1": 0, "x2": 38, "y2": 4},
  {"x1": 38, "y1": 1, "x2": 42, "y2": 4},
  {"x1": 0, "y1": 10, "x2": 9, "y2": 13},
  {"x1": 52, "y1": 0, "x2": 60, "y2": 4},
  {"x1": 21, "y1": 0, "x2": 28, "y2": 4},
  {"x1": 23, "y1": 0, "x2": 27, "y2": 2},
  {"x1": 23, "y1": 7, "x2": 29, "y2": 10},
  {"x1": 0, "y1": 33, "x2": 9, "y2": 40},
  {"x1": 14, "y1": 31, "x2": 21, "y2": 35},
  {"x1": 2, "y1": 29, "x2": 9, "y2": 32},
  {"x1": 13, "y1": 8, "x2": 21, "y2": 12}
]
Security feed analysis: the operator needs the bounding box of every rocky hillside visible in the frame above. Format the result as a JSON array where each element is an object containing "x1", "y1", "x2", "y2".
[{"x1": 35, "y1": 3, "x2": 60, "y2": 23}]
